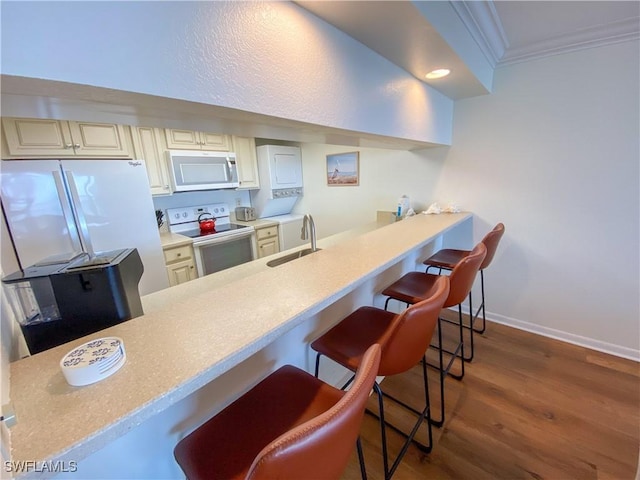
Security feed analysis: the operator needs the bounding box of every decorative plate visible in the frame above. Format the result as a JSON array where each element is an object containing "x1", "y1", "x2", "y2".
[{"x1": 60, "y1": 337, "x2": 126, "y2": 386}]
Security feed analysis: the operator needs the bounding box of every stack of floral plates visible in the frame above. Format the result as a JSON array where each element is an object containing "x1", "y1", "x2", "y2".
[{"x1": 60, "y1": 337, "x2": 126, "y2": 387}]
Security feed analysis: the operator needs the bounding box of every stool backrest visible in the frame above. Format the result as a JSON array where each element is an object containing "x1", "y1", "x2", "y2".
[
  {"x1": 379, "y1": 276, "x2": 450, "y2": 377},
  {"x1": 480, "y1": 223, "x2": 505, "y2": 270},
  {"x1": 246, "y1": 343, "x2": 381, "y2": 480},
  {"x1": 446, "y1": 243, "x2": 487, "y2": 307}
]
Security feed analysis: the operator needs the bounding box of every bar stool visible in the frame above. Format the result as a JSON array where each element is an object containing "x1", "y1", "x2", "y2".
[
  {"x1": 174, "y1": 344, "x2": 381, "y2": 480},
  {"x1": 381, "y1": 243, "x2": 486, "y2": 427},
  {"x1": 424, "y1": 222, "x2": 505, "y2": 339},
  {"x1": 312, "y1": 276, "x2": 449, "y2": 480}
]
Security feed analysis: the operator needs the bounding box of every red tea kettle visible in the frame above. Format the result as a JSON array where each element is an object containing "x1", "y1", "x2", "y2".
[{"x1": 197, "y1": 213, "x2": 216, "y2": 234}]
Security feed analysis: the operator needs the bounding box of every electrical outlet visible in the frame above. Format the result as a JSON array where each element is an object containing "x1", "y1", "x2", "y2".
[{"x1": 235, "y1": 197, "x2": 242, "y2": 207}]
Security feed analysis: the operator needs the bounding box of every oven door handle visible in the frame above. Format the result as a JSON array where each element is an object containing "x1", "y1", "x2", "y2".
[{"x1": 192, "y1": 229, "x2": 254, "y2": 246}]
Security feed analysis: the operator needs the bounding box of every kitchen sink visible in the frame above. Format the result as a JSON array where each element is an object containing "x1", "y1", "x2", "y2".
[{"x1": 266, "y1": 248, "x2": 321, "y2": 267}]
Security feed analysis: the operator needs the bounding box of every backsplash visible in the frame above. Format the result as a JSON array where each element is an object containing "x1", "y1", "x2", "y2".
[{"x1": 152, "y1": 190, "x2": 252, "y2": 229}]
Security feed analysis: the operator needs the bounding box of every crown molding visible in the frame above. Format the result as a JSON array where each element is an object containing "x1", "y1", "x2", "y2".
[
  {"x1": 498, "y1": 16, "x2": 640, "y2": 67},
  {"x1": 450, "y1": 0, "x2": 509, "y2": 68}
]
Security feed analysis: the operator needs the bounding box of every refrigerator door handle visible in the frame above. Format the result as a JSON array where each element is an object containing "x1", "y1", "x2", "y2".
[
  {"x1": 64, "y1": 170, "x2": 95, "y2": 257},
  {"x1": 52, "y1": 170, "x2": 84, "y2": 254}
]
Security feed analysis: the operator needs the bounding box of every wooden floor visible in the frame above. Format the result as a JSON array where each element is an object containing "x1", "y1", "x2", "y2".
[{"x1": 340, "y1": 313, "x2": 640, "y2": 480}]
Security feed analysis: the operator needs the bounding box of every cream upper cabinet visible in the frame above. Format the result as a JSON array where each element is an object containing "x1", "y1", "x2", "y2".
[
  {"x1": 2, "y1": 118, "x2": 131, "y2": 158},
  {"x1": 164, "y1": 128, "x2": 231, "y2": 151},
  {"x1": 67, "y1": 121, "x2": 131, "y2": 156},
  {"x1": 131, "y1": 126, "x2": 172, "y2": 195},
  {"x1": 232, "y1": 136, "x2": 260, "y2": 190}
]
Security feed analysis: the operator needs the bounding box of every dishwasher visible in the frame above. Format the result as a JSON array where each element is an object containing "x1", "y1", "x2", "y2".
[{"x1": 268, "y1": 214, "x2": 307, "y2": 252}]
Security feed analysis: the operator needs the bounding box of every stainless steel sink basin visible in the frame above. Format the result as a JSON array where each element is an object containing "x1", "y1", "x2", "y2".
[{"x1": 266, "y1": 248, "x2": 321, "y2": 267}]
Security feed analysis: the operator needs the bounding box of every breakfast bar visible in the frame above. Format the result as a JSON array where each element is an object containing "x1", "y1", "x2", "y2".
[{"x1": 7, "y1": 212, "x2": 471, "y2": 479}]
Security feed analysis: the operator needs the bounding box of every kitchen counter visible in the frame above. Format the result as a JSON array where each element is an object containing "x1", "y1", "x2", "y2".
[
  {"x1": 232, "y1": 217, "x2": 279, "y2": 229},
  {"x1": 142, "y1": 217, "x2": 393, "y2": 314},
  {"x1": 7, "y1": 212, "x2": 471, "y2": 478},
  {"x1": 159, "y1": 231, "x2": 192, "y2": 249}
]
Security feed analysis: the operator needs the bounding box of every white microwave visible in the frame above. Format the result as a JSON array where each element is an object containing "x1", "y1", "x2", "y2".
[{"x1": 167, "y1": 150, "x2": 239, "y2": 192}]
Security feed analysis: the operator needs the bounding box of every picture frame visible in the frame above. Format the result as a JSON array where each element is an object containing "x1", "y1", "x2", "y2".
[{"x1": 326, "y1": 151, "x2": 359, "y2": 186}]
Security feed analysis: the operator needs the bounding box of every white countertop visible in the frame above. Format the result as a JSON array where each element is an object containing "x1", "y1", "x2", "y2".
[
  {"x1": 159, "y1": 231, "x2": 192, "y2": 249},
  {"x1": 232, "y1": 217, "x2": 279, "y2": 229},
  {"x1": 8, "y1": 212, "x2": 471, "y2": 475}
]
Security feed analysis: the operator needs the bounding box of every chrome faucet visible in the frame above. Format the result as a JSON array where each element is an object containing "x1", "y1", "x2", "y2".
[{"x1": 301, "y1": 214, "x2": 318, "y2": 252}]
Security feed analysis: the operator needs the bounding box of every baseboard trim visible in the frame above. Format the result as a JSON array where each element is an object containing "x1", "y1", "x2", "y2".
[{"x1": 474, "y1": 309, "x2": 640, "y2": 363}]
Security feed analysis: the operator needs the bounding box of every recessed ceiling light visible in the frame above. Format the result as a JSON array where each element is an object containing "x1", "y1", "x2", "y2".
[{"x1": 425, "y1": 69, "x2": 451, "y2": 80}]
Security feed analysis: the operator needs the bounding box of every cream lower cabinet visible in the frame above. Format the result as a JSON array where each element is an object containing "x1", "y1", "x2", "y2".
[
  {"x1": 164, "y1": 128, "x2": 231, "y2": 151},
  {"x1": 232, "y1": 136, "x2": 260, "y2": 189},
  {"x1": 131, "y1": 126, "x2": 172, "y2": 195},
  {"x1": 256, "y1": 225, "x2": 280, "y2": 259},
  {"x1": 163, "y1": 244, "x2": 198, "y2": 286},
  {"x1": 2, "y1": 118, "x2": 131, "y2": 158}
]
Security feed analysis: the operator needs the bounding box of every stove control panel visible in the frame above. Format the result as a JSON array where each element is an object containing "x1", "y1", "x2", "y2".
[{"x1": 167, "y1": 203, "x2": 230, "y2": 226}]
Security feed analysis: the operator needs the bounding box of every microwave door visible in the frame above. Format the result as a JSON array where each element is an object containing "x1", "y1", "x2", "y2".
[
  {"x1": 182, "y1": 162, "x2": 228, "y2": 184},
  {"x1": 171, "y1": 153, "x2": 238, "y2": 191}
]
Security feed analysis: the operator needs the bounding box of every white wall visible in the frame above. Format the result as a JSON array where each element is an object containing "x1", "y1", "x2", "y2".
[
  {"x1": 1, "y1": 1, "x2": 452, "y2": 146},
  {"x1": 433, "y1": 40, "x2": 640, "y2": 357},
  {"x1": 293, "y1": 144, "x2": 449, "y2": 238},
  {"x1": 152, "y1": 190, "x2": 252, "y2": 224}
]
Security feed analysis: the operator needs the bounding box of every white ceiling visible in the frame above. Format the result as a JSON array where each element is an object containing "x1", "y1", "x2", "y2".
[
  {"x1": 1, "y1": 1, "x2": 637, "y2": 150},
  {"x1": 495, "y1": 1, "x2": 639, "y2": 64},
  {"x1": 297, "y1": 1, "x2": 640, "y2": 99}
]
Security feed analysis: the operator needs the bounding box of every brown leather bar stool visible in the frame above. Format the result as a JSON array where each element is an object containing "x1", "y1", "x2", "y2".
[
  {"x1": 312, "y1": 276, "x2": 449, "y2": 480},
  {"x1": 424, "y1": 222, "x2": 505, "y2": 340},
  {"x1": 174, "y1": 344, "x2": 381, "y2": 480},
  {"x1": 380, "y1": 243, "x2": 486, "y2": 427}
]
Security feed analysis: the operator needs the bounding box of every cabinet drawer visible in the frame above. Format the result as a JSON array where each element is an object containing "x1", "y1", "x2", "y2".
[
  {"x1": 256, "y1": 227, "x2": 278, "y2": 240},
  {"x1": 257, "y1": 236, "x2": 280, "y2": 258},
  {"x1": 163, "y1": 245, "x2": 193, "y2": 264}
]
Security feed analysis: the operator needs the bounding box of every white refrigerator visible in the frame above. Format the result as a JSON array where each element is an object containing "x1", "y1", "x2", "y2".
[{"x1": 1, "y1": 159, "x2": 168, "y2": 296}]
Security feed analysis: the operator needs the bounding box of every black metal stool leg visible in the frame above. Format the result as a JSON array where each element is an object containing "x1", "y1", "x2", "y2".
[
  {"x1": 426, "y1": 265, "x2": 489, "y2": 338},
  {"x1": 428, "y1": 318, "x2": 446, "y2": 427},
  {"x1": 373, "y1": 382, "x2": 390, "y2": 479},
  {"x1": 474, "y1": 269, "x2": 487, "y2": 333},
  {"x1": 433, "y1": 292, "x2": 475, "y2": 362},
  {"x1": 446, "y1": 304, "x2": 466, "y2": 380},
  {"x1": 384, "y1": 296, "x2": 392, "y2": 310},
  {"x1": 465, "y1": 292, "x2": 475, "y2": 362},
  {"x1": 366, "y1": 373, "x2": 433, "y2": 479},
  {"x1": 314, "y1": 352, "x2": 322, "y2": 377},
  {"x1": 356, "y1": 436, "x2": 368, "y2": 480}
]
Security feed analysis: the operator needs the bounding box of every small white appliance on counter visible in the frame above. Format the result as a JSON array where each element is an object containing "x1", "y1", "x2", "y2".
[
  {"x1": 167, "y1": 203, "x2": 256, "y2": 277},
  {"x1": 235, "y1": 206, "x2": 256, "y2": 221},
  {"x1": 250, "y1": 145, "x2": 303, "y2": 218}
]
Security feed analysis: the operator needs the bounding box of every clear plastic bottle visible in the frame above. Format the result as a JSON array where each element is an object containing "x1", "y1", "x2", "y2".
[{"x1": 397, "y1": 195, "x2": 410, "y2": 218}]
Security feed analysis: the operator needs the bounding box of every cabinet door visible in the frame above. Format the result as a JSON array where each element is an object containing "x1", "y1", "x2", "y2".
[
  {"x1": 233, "y1": 136, "x2": 260, "y2": 189},
  {"x1": 257, "y1": 237, "x2": 280, "y2": 258},
  {"x1": 200, "y1": 132, "x2": 231, "y2": 151},
  {"x1": 68, "y1": 122, "x2": 131, "y2": 157},
  {"x1": 131, "y1": 127, "x2": 171, "y2": 195},
  {"x1": 2, "y1": 118, "x2": 74, "y2": 156},
  {"x1": 256, "y1": 225, "x2": 278, "y2": 241},
  {"x1": 166, "y1": 259, "x2": 197, "y2": 286},
  {"x1": 164, "y1": 128, "x2": 202, "y2": 150}
]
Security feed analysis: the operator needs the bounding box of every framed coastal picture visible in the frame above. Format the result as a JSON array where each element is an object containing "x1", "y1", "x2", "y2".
[{"x1": 326, "y1": 151, "x2": 359, "y2": 186}]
